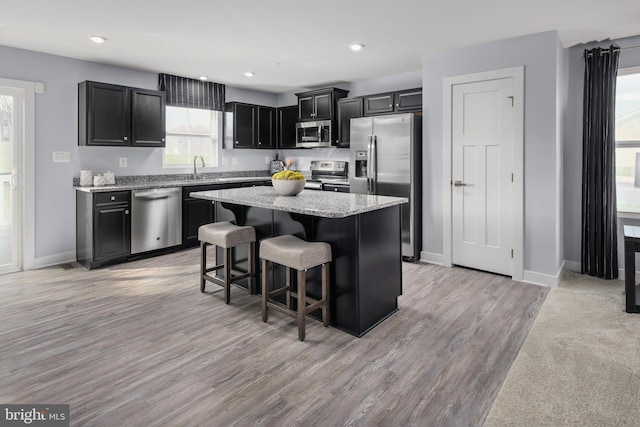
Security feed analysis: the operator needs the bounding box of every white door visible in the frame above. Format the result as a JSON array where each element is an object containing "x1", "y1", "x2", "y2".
[
  {"x1": 451, "y1": 78, "x2": 514, "y2": 275},
  {"x1": 0, "y1": 84, "x2": 23, "y2": 274}
]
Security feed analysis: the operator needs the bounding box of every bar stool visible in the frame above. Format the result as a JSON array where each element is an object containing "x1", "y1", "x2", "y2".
[
  {"x1": 199, "y1": 222, "x2": 256, "y2": 304},
  {"x1": 260, "y1": 235, "x2": 331, "y2": 341}
]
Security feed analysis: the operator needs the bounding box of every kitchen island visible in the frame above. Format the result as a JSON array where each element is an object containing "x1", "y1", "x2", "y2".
[{"x1": 190, "y1": 186, "x2": 407, "y2": 337}]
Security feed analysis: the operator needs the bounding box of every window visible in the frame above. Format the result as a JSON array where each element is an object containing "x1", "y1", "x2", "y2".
[
  {"x1": 615, "y1": 68, "x2": 640, "y2": 213},
  {"x1": 163, "y1": 106, "x2": 221, "y2": 167}
]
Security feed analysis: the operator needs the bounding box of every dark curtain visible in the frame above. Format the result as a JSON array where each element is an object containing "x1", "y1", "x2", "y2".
[
  {"x1": 581, "y1": 45, "x2": 620, "y2": 279},
  {"x1": 158, "y1": 73, "x2": 225, "y2": 110}
]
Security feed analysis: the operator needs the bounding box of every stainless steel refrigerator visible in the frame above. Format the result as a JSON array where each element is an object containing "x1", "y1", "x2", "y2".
[{"x1": 349, "y1": 113, "x2": 422, "y2": 261}]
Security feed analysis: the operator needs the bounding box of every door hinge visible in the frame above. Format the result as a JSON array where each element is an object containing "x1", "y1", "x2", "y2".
[
  {"x1": 511, "y1": 249, "x2": 514, "y2": 258},
  {"x1": 507, "y1": 96, "x2": 514, "y2": 106}
]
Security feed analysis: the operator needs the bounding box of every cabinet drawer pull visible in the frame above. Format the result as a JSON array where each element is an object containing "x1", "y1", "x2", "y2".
[{"x1": 124, "y1": 136, "x2": 128, "y2": 141}]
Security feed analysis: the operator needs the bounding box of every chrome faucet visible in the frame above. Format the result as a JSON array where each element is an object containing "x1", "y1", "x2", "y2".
[{"x1": 193, "y1": 155, "x2": 205, "y2": 180}]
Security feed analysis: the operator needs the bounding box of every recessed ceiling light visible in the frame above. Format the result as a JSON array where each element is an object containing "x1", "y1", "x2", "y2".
[
  {"x1": 349, "y1": 43, "x2": 365, "y2": 51},
  {"x1": 244, "y1": 72, "x2": 255, "y2": 77},
  {"x1": 198, "y1": 76, "x2": 208, "y2": 81},
  {"x1": 90, "y1": 36, "x2": 107, "y2": 44}
]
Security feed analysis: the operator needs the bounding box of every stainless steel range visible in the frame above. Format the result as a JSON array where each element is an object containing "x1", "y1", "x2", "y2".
[{"x1": 306, "y1": 160, "x2": 349, "y2": 192}]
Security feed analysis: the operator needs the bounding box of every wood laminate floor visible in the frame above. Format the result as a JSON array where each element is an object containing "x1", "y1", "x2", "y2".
[{"x1": 0, "y1": 249, "x2": 548, "y2": 426}]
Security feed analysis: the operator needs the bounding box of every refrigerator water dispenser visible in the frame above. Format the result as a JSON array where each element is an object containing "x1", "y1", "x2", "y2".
[{"x1": 354, "y1": 150, "x2": 368, "y2": 177}]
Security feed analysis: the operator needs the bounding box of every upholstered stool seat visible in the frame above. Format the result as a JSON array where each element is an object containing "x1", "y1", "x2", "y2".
[
  {"x1": 260, "y1": 235, "x2": 331, "y2": 341},
  {"x1": 199, "y1": 222, "x2": 256, "y2": 304}
]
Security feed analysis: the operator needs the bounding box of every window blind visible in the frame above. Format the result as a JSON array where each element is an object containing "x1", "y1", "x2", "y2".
[{"x1": 158, "y1": 73, "x2": 225, "y2": 111}]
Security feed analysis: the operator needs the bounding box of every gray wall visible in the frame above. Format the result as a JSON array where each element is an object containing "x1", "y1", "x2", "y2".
[
  {"x1": 563, "y1": 34, "x2": 640, "y2": 271},
  {"x1": 421, "y1": 31, "x2": 563, "y2": 278},
  {"x1": 0, "y1": 43, "x2": 421, "y2": 265}
]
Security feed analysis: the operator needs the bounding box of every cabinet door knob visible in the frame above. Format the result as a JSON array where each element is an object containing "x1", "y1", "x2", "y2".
[
  {"x1": 389, "y1": 104, "x2": 392, "y2": 108},
  {"x1": 161, "y1": 138, "x2": 165, "y2": 142},
  {"x1": 125, "y1": 209, "x2": 129, "y2": 215},
  {"x1": 123, "y1": 136, "x2": 128, "y2": 141},
  {"x1": 396, "y1": 104, "x2": 399, "y2": 107}
]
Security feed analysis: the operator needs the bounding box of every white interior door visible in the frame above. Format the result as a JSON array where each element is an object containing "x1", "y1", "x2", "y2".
[
  {"x1": 451, "y1": 78, "x2": 514, "y2": 275},
  {"x1": 0, "y1": 84, "x2": 23, "y2": 274}
]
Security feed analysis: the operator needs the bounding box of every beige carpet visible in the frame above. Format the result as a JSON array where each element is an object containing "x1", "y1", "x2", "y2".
[{"x1": 484, "y1": 272, "x2": 640, "y2": 426}]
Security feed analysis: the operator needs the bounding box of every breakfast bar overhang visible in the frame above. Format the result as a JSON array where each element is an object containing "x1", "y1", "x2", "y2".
[{"x1": 190, "y1": 186, "x2": 407, "y2": 337}]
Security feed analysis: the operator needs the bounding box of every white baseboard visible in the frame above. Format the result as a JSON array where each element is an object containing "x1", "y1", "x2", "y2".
[
  {"x1": 522, "y1": 269, "x2": 560, "y2": 288},
  {"x1": 32, "y1": 251, "x2": 76, "y2": 269},
  {"x1": 565, "y1": 260, "x2": 581, "y2": 273},
  {"x1": 565, "y1": 259, "x2": 639, "y2": 282},
  {"x1": 420, "y1": 251, "x2": 445, "y2": 266}
]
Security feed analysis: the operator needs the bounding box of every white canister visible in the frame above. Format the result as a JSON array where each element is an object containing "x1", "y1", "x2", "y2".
[
  {"x1": 103, "y1": 171, "x2": 115, "y2": 185},
  {"x1": 93, "y1": 174, "x2": 105, "y2": 187},
  {"x1": 80, "y1": 169, "x2": 93, "y2": 186}
]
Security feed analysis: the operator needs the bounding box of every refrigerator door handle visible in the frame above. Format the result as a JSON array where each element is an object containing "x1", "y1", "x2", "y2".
[
  {"x1": 367, "y1": 135, "x2": 373, "y2": 193},
  {"x1": 371, "y1": 135, "x2": 377, "y2": 194}
]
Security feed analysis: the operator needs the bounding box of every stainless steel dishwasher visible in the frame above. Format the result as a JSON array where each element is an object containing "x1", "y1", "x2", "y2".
[{"x1": 131, "y1": 187, "x2": 182, "y2": 254}]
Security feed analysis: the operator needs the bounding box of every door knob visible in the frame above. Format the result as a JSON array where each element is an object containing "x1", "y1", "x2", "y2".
[{"x1": 453, "y1": 180, "x2": 467, "y2": 187}]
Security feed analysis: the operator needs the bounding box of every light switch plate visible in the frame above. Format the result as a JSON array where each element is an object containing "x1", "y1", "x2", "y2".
[
  {"x1": 119, "y1": 157, "x2": 127, "y2": 167},
  {"x1": 52, "y1": 151, "x2": 70, "y2": 162},
  {"x1": 265, "y1": 156, "x2": 271, "y2": 164},
  {"x1": 222, "y1": 157, "x2": 229, "y2": 165},
  {"x1": 232, "y1": 157, "x2": 238, "y2": 165}
]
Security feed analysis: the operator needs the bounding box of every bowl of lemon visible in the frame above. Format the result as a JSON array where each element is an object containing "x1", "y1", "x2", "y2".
[{"x1": 271, "y1": 170, "x2": 305, "y2": 196}]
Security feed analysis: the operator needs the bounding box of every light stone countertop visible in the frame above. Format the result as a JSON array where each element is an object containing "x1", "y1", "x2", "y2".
[
  {"x1": 190, "y1": 186, "x2": 407, "y2": 218},
  {"x1": 74, "y1": 175, "x2": 271, "y2": 193}
]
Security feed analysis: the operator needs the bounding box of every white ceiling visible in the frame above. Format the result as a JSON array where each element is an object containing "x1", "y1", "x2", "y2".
[{"x1": 2, "y1": 0, "x2": 639, "y2": 93}]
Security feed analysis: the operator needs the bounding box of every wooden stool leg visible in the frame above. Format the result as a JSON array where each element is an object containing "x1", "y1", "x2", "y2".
[
  {"x1": 322, "y1": 263, "x2": 329, "y2": 327},
  {"x1": 224, "y1": 247, "x2": 231, "y2": 304},
  {"x1": 262, "y1": 259, "x2": 268, "y2": 322},
  {"x1": 247, "y1": 241, "x2": 255, "y2": 294},
  {"x1": 200, "y1": 242, "x2": 207, "y2": 292},
  {"x1": 286, "y1": 267, "x2": 292, "y2": 308},
  {"x1": 297, "y1": 269, "x2": 306, "y2": 341}
]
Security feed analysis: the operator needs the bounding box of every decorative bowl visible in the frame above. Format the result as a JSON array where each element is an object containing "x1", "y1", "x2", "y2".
[{"x1": 272, "y1": 178, "x2": 305, "y2": 196}]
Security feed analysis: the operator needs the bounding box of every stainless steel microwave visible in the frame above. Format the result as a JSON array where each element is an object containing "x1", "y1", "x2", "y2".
[{"x1": 296, "y1": 120, "x2": 332, "y2": 148}]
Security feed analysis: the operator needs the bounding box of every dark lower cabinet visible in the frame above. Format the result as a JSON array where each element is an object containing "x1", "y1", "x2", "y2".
[
  {"x1": 182, "y1": 180, "x2": 267, "y2": 248},
  {"x1": 77, "y1": 190, "x2": 131, "y2": 269},
  {"x1": 214, "y1": 202, "x2": 402, "y2": 337}
]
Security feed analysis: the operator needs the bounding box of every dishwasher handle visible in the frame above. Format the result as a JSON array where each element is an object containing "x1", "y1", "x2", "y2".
[{"x1": 133, "y1": 189, "x2": 180, "y2": 199}]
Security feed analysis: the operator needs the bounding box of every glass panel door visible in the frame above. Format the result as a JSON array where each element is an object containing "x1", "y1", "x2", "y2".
[{"x1": 0, "y1": 86, "x2": 22, "y2": 274}]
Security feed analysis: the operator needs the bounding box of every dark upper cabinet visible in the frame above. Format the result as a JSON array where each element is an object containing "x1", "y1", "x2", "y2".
[
  {"x1": 78, "y1": 81, "x2": 166, "y2": 147},
  {"x1": 231, "y1": 102, "x2": 256, "y2": 148},
  {"x1": 225, "y1": 102, "x2": 275, "y2": 149},
  {"x1": 131, "y1": 89, "x2": 166, "y2": 147},
  {"x1": 224, "y1": 102, "x2": 276, "y2": 148},
  {"x1": 364, "y1": 92, "x2": 395, "y2": 115},
  {"x1": 336, "y1": 97, "x2": 363, "y2": 148},
  {"x1": 277, "y1": 105, "x2": 298, "y2": 149},
  {"x1": 257, "y1": 106, "x2": 276, "y2": 149},
  {"x1": 394, "y1": 88, "x2": 423, "y2": 112},
  {"x1": 296, "y1": 88, "x2": 349, "y2": 121},
  {"x1": 363, "y1": 88, "x2": 422, "y2": 116}
]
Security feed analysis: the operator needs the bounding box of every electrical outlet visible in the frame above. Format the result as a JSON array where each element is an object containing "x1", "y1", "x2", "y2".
[
  {"x1": 265, "y1": 156, "x2": 271, "y2": 164},
  {"x1": 222, "y1": 157, "x2": 229, "y2": 165},
  {"x1": 232, "y1": 157, "x2": 238, "y2": 165},
  {"x1": 119, "y1": 157, "x2": 127, "y2": 167},
  {"x1": 298, "y1": 157, "x2": 304, "y2": 166},
  {"x1": 52, "y1": 151, "x2": 70, "y2": 162}
]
